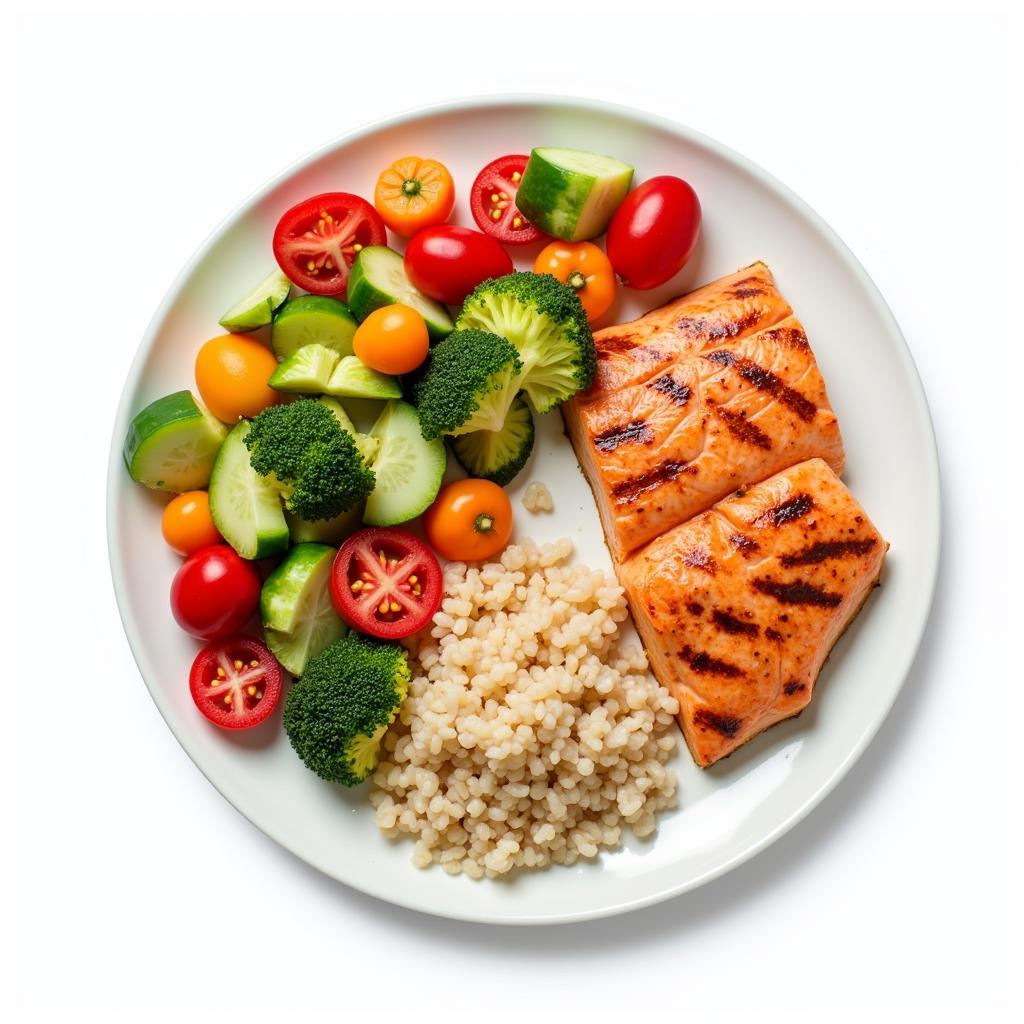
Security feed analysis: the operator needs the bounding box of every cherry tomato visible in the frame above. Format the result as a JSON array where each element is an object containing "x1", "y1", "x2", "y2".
[
  {"x1": 194, "y1": 333, "x2": 278, "y2": 424},
  {"x1": 422, "y1": 479, "x2": 513, "y2": 562},
  {"x1": 331, "y1": 528, "x2": 442, "y2": 640},
  {"x1": 170, "y1": 545, "x2": 261, "y2": 640},
  {"x1": 161, "y1": 490, "x2": 221, "y2": 556},
  {"x1": 189, "y1": 635, "x2": 282, "y2": 730},
  {"x1": 353, "y1": 304, "x2": 429, "y2": 376},
  {"x1": 470, "y1": 154, "x2": 543, "y2": 245},
  {"x1": 404, "y1": 225, "x2": 513, "y2": 306},
  {"x1": 606, "y1": 176, "x2": 701, "y2": 290},
  {"x1": 534, "y1": 241, "x2": 616, "y2": 323},
  {"x1": 374, "y1": 157, "x2": 455, "y2": 236},
  {"x1": 273, "y1": 192, "x2": 386, "y2": 297}
]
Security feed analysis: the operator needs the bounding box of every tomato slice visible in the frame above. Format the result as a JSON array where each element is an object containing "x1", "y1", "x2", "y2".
[
  {"x1": 272, "y1": 192, "x2": 387, "y2": 297},
  {"x1": 189, "y1": 635, "x2": 283, "y2": 730},
  {"x1": 330, "y1": 527, "x2": 442, "y2": 640},
  {"x1": 470, "y1": 154, "x2": 544, "y2": 245}
]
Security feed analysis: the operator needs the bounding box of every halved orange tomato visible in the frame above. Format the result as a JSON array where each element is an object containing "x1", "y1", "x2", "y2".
[{"x1": 374, "y1": 156, "x2": 455, "y2": 236}]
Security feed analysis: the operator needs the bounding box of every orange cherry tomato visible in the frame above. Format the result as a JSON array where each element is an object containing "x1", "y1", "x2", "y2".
[
  {"x1": 374, "y1": 156, "x2": 455, "y2": 236},
  {"x1": 533, "y1": 241, "x2": 617, "y2": 323},
  {"x1": 194, "y1": 333, "x2": 278, "y2": 423},
  {"x1": 161, "y1": 490, "x2": 222, "y2": 556},
  {"x1": 353, "y1": 303, "x2": 429, "y2": 376},
  {"x1": 422, "y1": 479, "x2": 513, "y2": 562}
]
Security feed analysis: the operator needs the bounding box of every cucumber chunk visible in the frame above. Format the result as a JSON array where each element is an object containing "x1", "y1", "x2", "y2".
[
  {"x1": 315, "y1": 397, "x2": 381, "y2": 465},
  {"x1": 268, "y1": 344, "x2": 339, "y2": 393},
  {"x1": 326, "y1": 355, "x2": 401, "y2": 400},
  {"x1": 208, "y1": 421, "x2": 289, "y2": 559},
  {"x1": 123, "y1": 390, "x2": 227, "y2": 492},
  {"x1": 363, "y1": 400, "x2": 445, "y2": 526},
  {"x1": 516, "y1": 147, "x2": 634, "y2": 242},
  {"x1": 286, "y1": 505, "x2": 363, "y2": 546},
  {"x1": 347, "y1": 247, "x2": 453, "y2": 341},
  {"x1": 271, "y1": 295, "x2": 358, "y2": 361},
  {"x1": 450, "y1": 394, "x2": 535, "y2": 486},
  {"x1": 219, "y1": 269, "x2": 292, "y2": 331}
]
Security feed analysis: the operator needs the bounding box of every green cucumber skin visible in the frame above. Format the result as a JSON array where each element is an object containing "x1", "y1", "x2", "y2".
[
  {"x1": 271, "y1": 296, "x2": 358, "y2": 361},
  {"x1": 123, "y1": 390, "x2": 226, "y2": 492},
  {"x1": 286, "y1": 505, "x2": 363, "y2": 545},
  {"x1": 219, "y1": 270, "x2": 292, "y2": 331},
  {"x1": 347, "y1": 247, "x2": 453, "y2": 342},
  {"x1": 208, "y1": 422, "x2": 289, "y2": 560},
  {"x1": 260, "y1": 543, "x2": 335, "y2": 633}
]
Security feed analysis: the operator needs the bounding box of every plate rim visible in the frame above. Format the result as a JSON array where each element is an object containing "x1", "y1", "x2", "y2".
[{"x1": 106, "y1": 93, "x2": 941, "y2": 925}]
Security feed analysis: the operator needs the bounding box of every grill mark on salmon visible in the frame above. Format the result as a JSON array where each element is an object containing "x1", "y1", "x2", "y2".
[
  {"x1": 754, "y1": 494, "x2": 814, "y2": 527},
  {"x1": 730, "y1": 533, "x2": 761, "y2": 556},
  {"x1": 752, "y1": 577, "x2": 843, "y2": 608},
  {"x1": 593, "y1": 419, "x2": 654, "y2": 453},
  {"x1": 686, "y1": 601, "x2": 704, "y2": 616},
  {"x1": 682, "y1": 548, "x2": 719, "y2": 575},
  {"x1": 765, "y1": 627, "x2": 783, "y2": 641},
  {"x1": 713, "y1": 404, "x2": 773, "y2": 450},
  {"x1": 762, "y1": 325, "x2": 809, "y2": 350},
  {"x1": 680, "y1": 646, "x2": 744, "y2": 677},
  {"x1": 612, "y1": 460, "x2": 693, "y2": 504},
  {"x1": 712, "y1": 610, "x2": 759, "y2": 636},
  {"x1": 783, "y1": 681, "x2": 806, "y2": 695},
  {"x1": 595, "y1": 333, "x2": 638, "y2": 354},
  {"x1": 781, "y1": 538, "x2": 878, "y2": 567},
  {"x1": 647, "y1": 374, "x2": 691, "y2": 406},
  {"x1": 677, "y1": 309, "x2": 762, "y2": 340},
  {"x1": 705, "y1": 350, "x2": 817, "y2": 422},
  {"x1": 693, "y1": 709, "x2": 743, "y2": 737}
]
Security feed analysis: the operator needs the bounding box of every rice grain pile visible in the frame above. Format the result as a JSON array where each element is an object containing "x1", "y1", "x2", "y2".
[{"x1": 371, "y1": 538, "x2": 679, "y2": 878}]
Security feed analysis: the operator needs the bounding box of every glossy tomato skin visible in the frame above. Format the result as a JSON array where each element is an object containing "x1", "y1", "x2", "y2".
[
  {"x1": 606, "y1": 176, "x2": 701, "y2": 290},
  {"x1": 170, "y1": 545, "x2": 262, "y2": 640},
  {"x1": 189, "y1": 635, "x2": 282, "y2": 730},
  {"x1": 422, "y1": 479, "x2": 513, "y2": 562},
  {"x1": 161, "y1": 490, "x2": 222, "y2": 556},
  {"x1": 330, "y1": 527, "x2": 442, "y2": 640},
  {"x1": 353, "y1": 304, "x2": 429, "y2": 376},
  {"x1": 194, "y1": 334, "x2": 278, "y2": 423},
  {"x1": 272, "y1": 192, "x2": 386, "y2": 297},
  {"x1": 404, "y1": 226, "x2": 513, "y2": 306},
  {"x1": 470, "y1": 154, "x2": 544, "y2": 245}
]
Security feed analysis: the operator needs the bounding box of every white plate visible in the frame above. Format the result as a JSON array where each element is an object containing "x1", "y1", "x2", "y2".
[{"x1": 107, "y1": 96, "x2": 939, "y2": 925}]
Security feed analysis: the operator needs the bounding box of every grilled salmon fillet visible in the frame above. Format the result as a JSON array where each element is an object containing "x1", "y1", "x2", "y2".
[
  {"x1": 563, "y1": 262, "x2": 845, "y2": 560},
  {"x1": 619, "y1": 459, "x2": 886, "y2": 767}
]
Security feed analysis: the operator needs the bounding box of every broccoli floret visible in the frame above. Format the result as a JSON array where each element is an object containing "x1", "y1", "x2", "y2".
[
  {"x1": 456, "y1": 272, "x2": 596, "y2": 414},
  {"x1": 450, "y1": 394, "x2": 535, "y2": 486},
  {"x1": 244, "y1": 399, "x2": 375, "y2": 521},
  {"x1": 414, "y1": 329, "x2": 524, "y2": 440},
  {"x1": 283, "y1": 632, "x2": 410, "y2": 786}
]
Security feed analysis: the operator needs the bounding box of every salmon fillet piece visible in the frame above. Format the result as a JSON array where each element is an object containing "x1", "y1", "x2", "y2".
[
  {"x1": 564, "y1": 263, "x2": 845, "y2": 560},
  {"x1": 618, "y1": 459, "x2": 886, "y2": 767}
]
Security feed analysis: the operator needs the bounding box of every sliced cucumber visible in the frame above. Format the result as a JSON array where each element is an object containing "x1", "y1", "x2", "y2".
[
  {"x1": 450, "y1": 394, "x2": 535, "y2": 486},
  {"x1": 219, "y1": 269, "x2": 291, "y2": 332},
  {"x1": 123, "y1": 390, "x2": 227, "y2": 492},
  {"x1": 516, "y1": 147, "x2": 634, "y2": 242},
  {"x1": 363, "y1": 400, "x2": 445, "y2": 526},
  {"x1": 208, "y1": 421, "x2": 289, "y2": 559},
  {"x1": 260, "y1": 543, "x2": 336, "y2": 633},
  {"x1": 286, "y1": 505, "x2": 363, "y2": 546},
  {"x1": 325, "y1": 355, "x2": 401, "y2": 400},
  {"x1": 271, "y1": 295, "x2": 358, "y2": 361},
  {"x1": 316, "y1": 395, "x2": 357, "y2": 435},
  {"x1": 268, "y1": 344, "x2": 339, "y2": 393},
  {"x1": 347, "y1": 247, "x2": 453, "y2": 341}
]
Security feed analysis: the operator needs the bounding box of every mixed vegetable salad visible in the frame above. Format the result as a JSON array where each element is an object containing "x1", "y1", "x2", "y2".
[{"x1": 124, "y1": 144, "x2": 701, "y2": 783}]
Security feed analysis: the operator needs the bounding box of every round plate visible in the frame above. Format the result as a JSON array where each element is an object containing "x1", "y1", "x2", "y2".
[{"x1": 107, "y1": 97, "x2": 939, "y2": 924}]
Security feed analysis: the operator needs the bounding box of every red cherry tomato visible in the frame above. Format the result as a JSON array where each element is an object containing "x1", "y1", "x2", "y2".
[
  {"x1": 606, "y1": 176, "x2": 702, "y2": 290},
  {"x1": 272, "y1": 192, "x2": 387, "y2": 297},
  {"x1": 170, "y1": 545, "x2": 261, "y2": 640},
  {"x1": 330, "y1": 527, "x2": 442, "y2": 640},
  {"x1": 470, "y1": 154, "x2": 544, "y2": 245},
  {"x1": 189, "y1": 635, "x2": 282, "y2": 730},
  {"x1": 404, "y1": 225, "x2": 513, "y2": 306}
]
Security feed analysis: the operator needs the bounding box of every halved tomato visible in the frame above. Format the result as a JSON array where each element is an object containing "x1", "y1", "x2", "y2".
[
  {"x1": 470, "y1": 154, "x2": 544, "y2": 245},
  {"x1": 272, "y1": 192, "x2": 386, "y2": 297},
  {"x1": 330, "y1": 527, "x2": 442, "y2": 640},
  {"x1": 189, "y1": 635, "x2": 283, "y2": 730}
]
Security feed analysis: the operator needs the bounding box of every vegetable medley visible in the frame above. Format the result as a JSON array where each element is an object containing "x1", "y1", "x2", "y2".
[{"x1": 123, "y1": 143, "x2": 702, "y2": 786}]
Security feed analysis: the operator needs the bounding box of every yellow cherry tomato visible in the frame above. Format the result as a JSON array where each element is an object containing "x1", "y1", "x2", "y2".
[
  {"x1": 353, "y1": 303, "x2": 429, "y2": 376},
  {"x1": 533, "y1": 241, "x2": 617, "y2": 323},
  {"x1": 194, "y1": 333, "x2": 278, "y2": 423},
  {"x1": 422, "y1": 479, "x2": 513, "y2": 562},
  {"x1": 374, "y1": 156, "x2": 455, "y2": 236},
  {"x1": 161, "y1": 490, "x2": 222, "y2": 556}
]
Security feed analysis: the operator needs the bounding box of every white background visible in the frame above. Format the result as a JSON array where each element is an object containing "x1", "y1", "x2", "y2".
[{"x1": 5, "y1": 1, "x2": 1023, "y2": 1021}]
